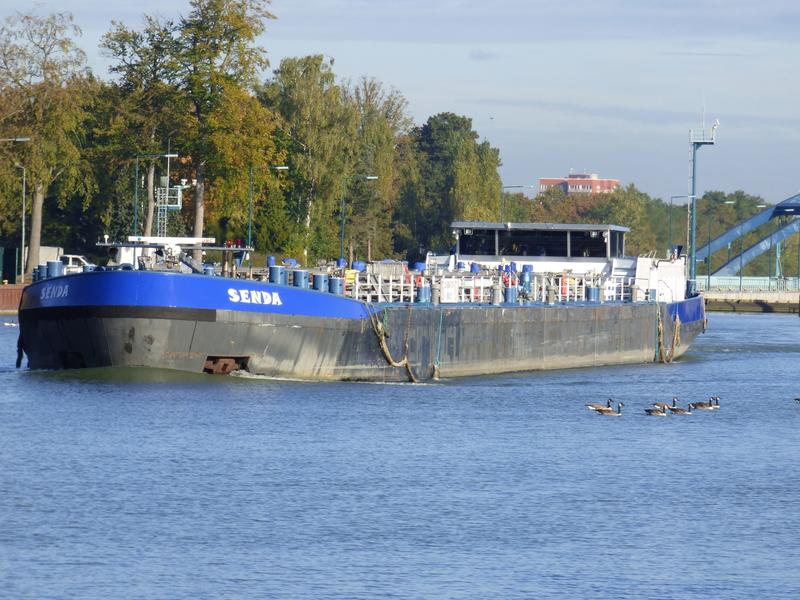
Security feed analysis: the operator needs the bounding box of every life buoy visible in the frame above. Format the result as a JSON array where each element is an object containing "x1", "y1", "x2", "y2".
[
  {"x1": 502, "y1": 273, "x2": 510, "y2": 286},
  {"x1": 415, "y1": 275, "x2": 423, "y2": 288}
]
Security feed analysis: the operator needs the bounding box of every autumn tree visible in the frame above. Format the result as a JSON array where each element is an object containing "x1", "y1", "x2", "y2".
[
  {"x1": 175, "y1": 0, "x2": 275, "y2": 258},
  {"x1": 0, "y1": 11, "x2": 95, "y2": 275},
  {"x1": 201, "y1": 84, "x2": 283, "y2": 245}
]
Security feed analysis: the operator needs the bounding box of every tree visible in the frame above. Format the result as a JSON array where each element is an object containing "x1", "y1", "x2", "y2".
[
  {"x1": 175, "y1": 0, "x2": 275, "y2": 258},
  {"x1": 0, "y1": 11, "x2": 95, "y2": 274},
  {"x1": 101, "y1": 15, "x2": 183, "y2": 237},
  {"x1": 201, "y1": 84, "x2": 283, "y2": 240},
  {"x1": 589, "y1": 185, "x2": 655, "y2": 254},
  {"x1": 258, "y1": 55, "x2": 356, "y2": 262},
  {"x1": 394, "y1": 112, "x2": 501, "y2": 259},
  {"x1": 343, "y1": 76, "x2": 411, "y2": 260}
]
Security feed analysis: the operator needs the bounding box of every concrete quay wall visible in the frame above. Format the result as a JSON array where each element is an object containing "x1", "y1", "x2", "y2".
[{"x1": 704, "y1": 291, "x2": 800, "y2": 314}]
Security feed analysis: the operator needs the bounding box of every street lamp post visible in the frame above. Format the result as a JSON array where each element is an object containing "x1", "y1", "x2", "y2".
[
  {"x1": 15, "y1": 163, "x2": 26, "y2": 283},
  {"x1": 340, "y1": 175, "x2": 378, "y2": 262}
]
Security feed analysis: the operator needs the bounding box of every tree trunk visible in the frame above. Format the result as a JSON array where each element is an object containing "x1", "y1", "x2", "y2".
[
  {"x1": 144, "y1": 162, "x2": 156, "y2": 237},
  {"x1": 25, "y1": 181, "x2": 45, "y2": 276},
  {"x1": 193, "y1": 159, "x2": 205, "y2": 262}
]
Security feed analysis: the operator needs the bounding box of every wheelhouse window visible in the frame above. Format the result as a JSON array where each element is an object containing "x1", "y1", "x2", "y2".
[
  {"x1": 459, "y1": 230, "x2": 496, "y2": 255},
  {"x1": 453, "y1": 224, "x2": 626, "y2": 258},
  {"x1": 500, "y1": 230, "x2": 568, "y2": 257},
  {"x1": 611, "y1": 231, "x2": 624, "y2": 257},
  {"x1": 570, "y1": 231, "x2": 607, "y2": 257}
]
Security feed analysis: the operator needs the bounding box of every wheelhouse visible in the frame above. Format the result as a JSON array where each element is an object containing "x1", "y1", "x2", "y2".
[{"x1": 451, "y1": 221, "x2": 629, "y2": 259}]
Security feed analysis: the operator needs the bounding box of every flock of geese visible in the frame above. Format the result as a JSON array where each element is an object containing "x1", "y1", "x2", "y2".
[{"x1": 586, "y1": 396, "x2": 721, "y2": 417}]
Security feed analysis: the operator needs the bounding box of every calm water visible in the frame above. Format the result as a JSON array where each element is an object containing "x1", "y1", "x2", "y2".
[{"x1": 1, "y1": 313, "x2": 799, "y2": 599}]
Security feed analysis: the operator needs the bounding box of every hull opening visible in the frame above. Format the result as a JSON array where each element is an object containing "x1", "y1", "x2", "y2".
[{"x1": 203, "y1": 355, "x2": 250, "y2": 375}]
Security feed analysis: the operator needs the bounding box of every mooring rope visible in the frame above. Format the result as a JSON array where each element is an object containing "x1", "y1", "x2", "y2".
[
  {"x1": 671, "y1": 314, "x2": 681, "y2": 357},
  {"x1": 656, "y1": 306, "x2": 681, "y2": 364},
  {"x1": 433, "y1": 306, "x2": 445, "y2": 380},
  {"x1": 366, "y1": 303, "x2": 418, "y2": 383},
  {"x1": 655, "y1": 304, "x2": 663, "y2": 363}
]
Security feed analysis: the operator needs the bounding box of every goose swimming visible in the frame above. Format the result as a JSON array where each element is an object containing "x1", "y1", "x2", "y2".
[
  {"x1": 652, "y1": 397, "x2": 677, "y2": 411},
  {"x1": 644, "y1": 405, "x2": 668, "y2": 416},
  {"x1": 596, "y1": 401, "x2": 624, "y2": 416},
  {"x1": 690, "y1": 397, "x2": 715, "y2": 411},
  {"x1": 669, "y1": 403, "x2": 692, "y2": 415},
  {"x1": 586, "y1": 398, "x2": 613, "y2": 412}
]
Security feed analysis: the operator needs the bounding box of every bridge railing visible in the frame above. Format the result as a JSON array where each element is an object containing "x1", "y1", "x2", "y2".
[{"x1": 697, "y1": 276, "x2": 800, "y2": 292}]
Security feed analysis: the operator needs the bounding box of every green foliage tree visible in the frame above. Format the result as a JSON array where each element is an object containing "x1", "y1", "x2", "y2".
[
  {"x1": 258, "y1": 55, "x2": 356, "y2": 263},
  {"x1": 590, "y1": 184, "x2": 656, "y2": 254},
  {"x1": 101, "y1": 15, "x2": 183, "y2": 237},
  {"x1": 342, "y1": 76, "x2": 411, "y2": 261},
  {"x1": 202, "y1": 84, "x2": 283, "y2": 238},
  {"x1": 175, "y1": 0, "x2": 275, "y2": 258},
  {"x1": 501, "y1": 191, "x2": 536, "y2": 223},
  {"x1": 395, "y1": 112, "x2": 501, "y2": 259},
  {"x1": 0, "y1": 11, "x2": 95, "y2": 275}
]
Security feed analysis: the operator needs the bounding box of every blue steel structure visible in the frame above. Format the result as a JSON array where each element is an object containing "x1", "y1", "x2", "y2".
[
  {"x1": 711, "y1": 219, "x2": 800, "y2": 276},
  {"x1": 695, "y1": 192, "x2": 800, "y2": 276}
]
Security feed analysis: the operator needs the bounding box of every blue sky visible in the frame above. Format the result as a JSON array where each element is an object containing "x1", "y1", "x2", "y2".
[{"x1": 6, "y1": 0, "x2": 800, "y2": 203}]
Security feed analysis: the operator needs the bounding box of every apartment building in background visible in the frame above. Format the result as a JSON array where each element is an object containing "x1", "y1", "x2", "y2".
[{"x1": 538, "y1": 173, "x2": 620, "y2": 195}]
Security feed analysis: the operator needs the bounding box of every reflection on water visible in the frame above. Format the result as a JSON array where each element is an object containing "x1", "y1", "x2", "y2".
[{"x1": 1, "y1": 313, "x2": 799, "y2": 599}]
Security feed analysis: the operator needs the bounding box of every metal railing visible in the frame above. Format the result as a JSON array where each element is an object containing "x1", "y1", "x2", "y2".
[
  {"x1": 352, "y1": 271, "x2": 628, "y2": 305},
  {"x1": 697, "y1": 276, "x2": 800, "y2": 292}
]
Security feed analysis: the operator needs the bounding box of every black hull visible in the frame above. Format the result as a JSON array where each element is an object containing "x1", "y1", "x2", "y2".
[{"x1": 19, "y1": 301, "x2": 703, "y2": 382}]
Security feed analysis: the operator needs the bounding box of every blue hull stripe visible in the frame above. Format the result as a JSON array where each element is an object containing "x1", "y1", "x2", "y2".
[
  {"x1": 21, "y1": 271, "x2": 370, "y2": 320},
  {"x1": 666, "y1": 294, "x2": 705, "y2": 324},
  {"x1": 21, "y1": 271, "x2": 706, "y2": 324}
]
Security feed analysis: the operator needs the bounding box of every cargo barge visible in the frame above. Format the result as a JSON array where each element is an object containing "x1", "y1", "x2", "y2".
[{"x1": 16, "y1": 222, "x2": 705, "y2": 382}]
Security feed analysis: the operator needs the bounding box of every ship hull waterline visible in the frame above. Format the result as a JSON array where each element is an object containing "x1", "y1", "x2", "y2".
[{"x1": 17, "y1": 271, "x2": 705, "y2": 382}]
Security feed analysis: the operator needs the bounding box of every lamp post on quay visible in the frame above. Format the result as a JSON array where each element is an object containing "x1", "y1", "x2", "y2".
[
  {"x1": 14, "y1": 163, "x2": 26, "y2": 283},
  {"x1": 340, "y1": 175, "x2": 378, "y2": 262}
]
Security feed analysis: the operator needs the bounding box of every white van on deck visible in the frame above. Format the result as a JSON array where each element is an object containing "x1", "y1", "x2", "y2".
[{"x1": 60, "y1": 255, "x2": 96, "y2": 274}]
